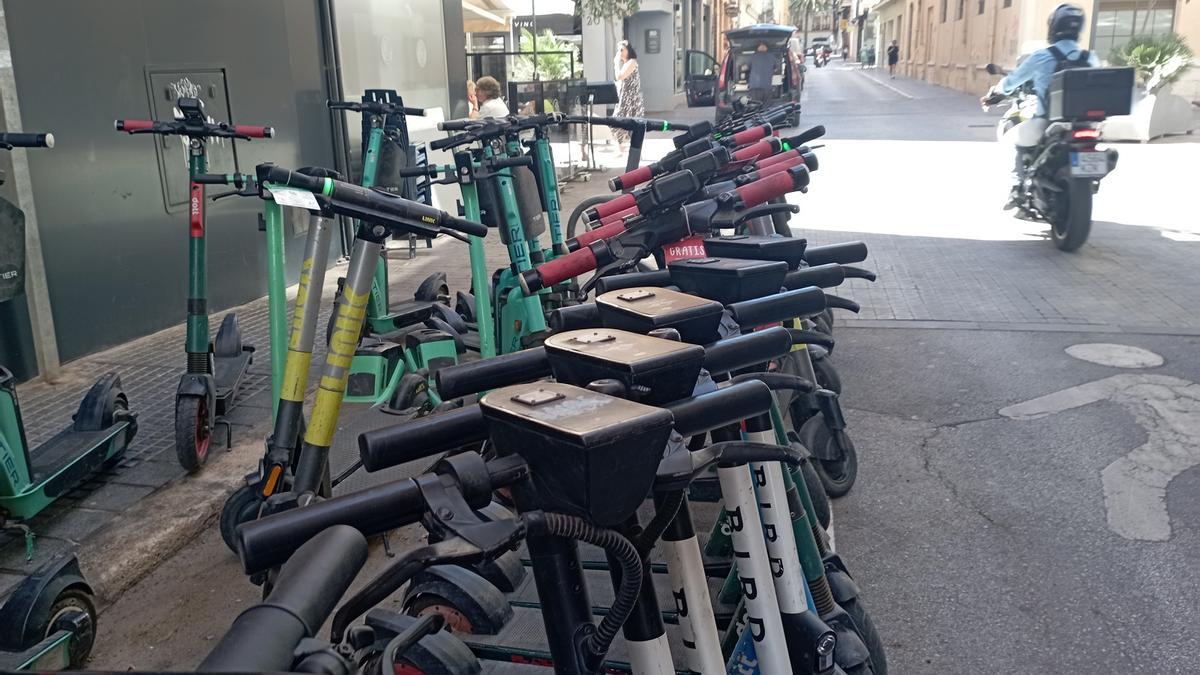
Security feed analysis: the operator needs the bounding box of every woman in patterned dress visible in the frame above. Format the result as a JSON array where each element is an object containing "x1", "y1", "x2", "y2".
[{"x1": 614, "y1": 40, "x2": 644, "y2": 152}]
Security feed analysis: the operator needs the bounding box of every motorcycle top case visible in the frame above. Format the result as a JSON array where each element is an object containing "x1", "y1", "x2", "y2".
[
  {"x1": 1048, "y1": 67, "x2": 1134, "y2": 122},
  {"x1": 595, "y1": 286, "x2": 727, "y2": 344},
  {"x1": 667, "y1": 256, "x2": 789, "y2": 305},
  {"x1": 702, "y1": 234, "x2": 808, "y2": 269},
  {"x1": 543, "y1": 328, "x2": 706, "y2": 405},
  {"x1": 480, "y1": 381, "x2": 674, "y2": 526}
]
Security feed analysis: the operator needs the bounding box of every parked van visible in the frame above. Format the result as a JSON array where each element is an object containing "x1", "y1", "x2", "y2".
[{"x1": 684, "y1": 24, "x2": 803, "y2": 126}]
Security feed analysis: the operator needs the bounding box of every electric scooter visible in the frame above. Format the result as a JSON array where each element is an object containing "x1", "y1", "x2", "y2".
[
  {"x1": 0, "y1": 132, "x2": 135, "y2": 671},
  {"x1": 115, "y1": 98, "x2": 274, "y2": 471}
]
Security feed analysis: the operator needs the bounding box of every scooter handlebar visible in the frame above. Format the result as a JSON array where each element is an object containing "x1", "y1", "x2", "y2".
[
  {"x1": 731, "y1": 137, "x2": 783, "y2": 162},
  {"x1": 609, "y1": 165, "x2": 654, "y2": 192},
  {"x1": 733, "y1": 166, "x2": 808, "y2": 208},
  {"x1": 525, "y1": 245, "x2": 599, "y2": 291},
  {"x1": 571, "y1": 220, "x2": 629, "y2": 250},
  {"x1": 784, "y1": 125, "x2": 826, "y2": 148},
  {"x1": 593, "y1": 270, "x2": 673, "y2": 295},
  {"x1": 359, "y1": 405, "x2": 489, "y2": 471},
  {"x1": 803, "y1": 241, "x2": 868, "y2": 266},
  {"x1": 726, "y1": 286, "x2": 828, "y2": 327},
  {"x1": 233, "y1": 124, "x2": 274, "y2": 139},
  {"x1": 0, "y1": 132, "x2": 53, "y2": 148},
  {"x1": 588, "y1": 193, "x2": 637, "y2": 220},
  {"x1": 728, "y1": 124, "x2": 771, "y2": 146},
  {"x1": 434, "y1": 348, "x2": 552, "y2": 401},
  {"x1": 666, "y1": 380, "x2": 775, "y2": 437},
  {"x1": 202, "y1": 526, "x2": 368, "y2": 671},
  {"x1": 783, "y1": 263, "x2": 846, "y2": 290},
  {"x1": 113, "y1": 119, "x2": 154, "y2": 133},
  {"x1": 701, "y1": 327, "x2": 794, "y2": 375},
  {"x1": 258, "y1": 164, "x2": 488, "y2": 238}
]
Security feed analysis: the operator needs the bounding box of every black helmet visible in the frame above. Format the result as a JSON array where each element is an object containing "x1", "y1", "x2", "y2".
[{"x1": 1047, "y1": 4, "x2": 1085, "y2": 42}]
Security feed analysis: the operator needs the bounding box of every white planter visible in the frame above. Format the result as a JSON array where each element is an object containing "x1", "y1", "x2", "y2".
[{"x1": 1102, "y1": 84, "x2": 1199, "y2": 142}]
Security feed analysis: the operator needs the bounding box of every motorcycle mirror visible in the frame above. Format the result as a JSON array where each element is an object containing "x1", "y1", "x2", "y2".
[{"x1": 985, "y1": 63, "x2": 1000, "y2": 76}]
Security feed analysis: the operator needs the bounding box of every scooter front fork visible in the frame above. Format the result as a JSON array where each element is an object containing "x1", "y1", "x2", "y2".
[{"x1": 294, "y1": 230, "x2": 383, "y2": 499}]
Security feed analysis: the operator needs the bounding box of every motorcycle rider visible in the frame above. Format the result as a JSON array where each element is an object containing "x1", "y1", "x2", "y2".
[{"x1": 982, "y1": 4, "x2": 1098, "y2": 209}]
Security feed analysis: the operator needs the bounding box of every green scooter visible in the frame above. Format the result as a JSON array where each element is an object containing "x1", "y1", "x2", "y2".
[
  {"x1": 0, "y1": 132, "x2": 134, "y2": 671},
  {"x1": 115, "y1": 98, "x2": 274, "y2": 472}
]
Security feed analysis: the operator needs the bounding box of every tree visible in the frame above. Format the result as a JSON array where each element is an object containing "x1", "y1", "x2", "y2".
[
  {"x1": 513, "y1": 29, "x2": 582, "y2": 81},
  {"x1": 580, "y1": 0, "x2": 641, "y2": 24},
  {"x1": 790, "y1": 0, "x2": 822, "y2": 49}
]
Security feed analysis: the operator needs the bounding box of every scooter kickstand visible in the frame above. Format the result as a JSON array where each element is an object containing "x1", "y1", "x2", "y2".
[
  {"x1": 214, "y1": 418, "x2": 233, "y2": 448},
  {"x1": 381, "y1": 531, "x2": 396, "y2": 558}
]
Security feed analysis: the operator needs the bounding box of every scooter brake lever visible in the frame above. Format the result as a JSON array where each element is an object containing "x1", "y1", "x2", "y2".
[{"x1": 733, "y1": 203, "x2": 800, "y2": 227}]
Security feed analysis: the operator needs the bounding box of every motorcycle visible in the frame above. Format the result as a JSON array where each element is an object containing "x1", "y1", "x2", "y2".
[
  {"x1": 982, "y1": 62, "x2": 1119, "y2": 251},
  {"x1": 815, "y1": 49, "x2": 830, "y2": 68}
]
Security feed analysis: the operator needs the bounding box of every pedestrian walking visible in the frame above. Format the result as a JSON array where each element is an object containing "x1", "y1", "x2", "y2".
[
  {"x1": 747, "y1": 41, "x2": 776, "y2": 105},
  {"x1": 887, "y1": 40, "x2": 900, "y2": 78},
  {"x1": 473, "y1": 76, "x2": 510, "y2": 119},
  {"x1": 613, "y1": 40, "x2": 644, "y2": 152}
]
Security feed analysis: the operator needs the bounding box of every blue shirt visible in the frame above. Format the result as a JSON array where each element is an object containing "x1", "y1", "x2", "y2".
[{"x1": 1000, "y1": 40, "x2": 1099, "y2": 116}]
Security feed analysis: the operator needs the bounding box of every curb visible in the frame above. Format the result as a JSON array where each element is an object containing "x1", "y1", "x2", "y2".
[{"x1": 76, "y1": 437, "x2": 262, "y2": 608}]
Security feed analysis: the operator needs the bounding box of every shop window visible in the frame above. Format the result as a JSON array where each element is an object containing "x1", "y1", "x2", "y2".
[{"x1": 1091, "y1": 2, "x2": 1175, "y2": 58}]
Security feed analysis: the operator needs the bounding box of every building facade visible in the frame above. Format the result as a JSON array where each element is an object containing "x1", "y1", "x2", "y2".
[{"x1": 871, "y1": 0, "x2": 1199, "y2": 97}]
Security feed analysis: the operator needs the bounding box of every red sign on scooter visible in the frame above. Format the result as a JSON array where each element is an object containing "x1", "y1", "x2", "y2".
[{"x1": 662, "y1": 235, "x2": 708, "y2": 263}]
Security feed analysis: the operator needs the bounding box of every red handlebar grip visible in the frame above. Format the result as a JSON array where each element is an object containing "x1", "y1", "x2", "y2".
[
  {"x1": 115, "y1": 119, "x2": 154, "y2": 132},
  {"x1": 234, "y1": 125, "x2": 274, "y2": 138},
  {"x1": 599, "y1": 205, "x2": 640, "y2": 227},
  {"x1": 754, "y1": 154, "x2": 805, "y2": 178},
  {"x1": 732, "y1": 139, "x2": 777, "y2": 162},
  {"x1": 609, "y1": 165, "x2": 654, "y2": 191},
  {"x1": 572, "y1": 220, "x2": 628, "y2": 250},
  {"x1": 536, "y1": 246, "x2": 599, "y2": 288},
  {"x1": 589, "y1": 192, "x2": 637, "y2": 220},
  {"x1": 730, "y1": 124, "x2": 770, "y2": 146},
  {"x1": 756, "y1": 149, "x2": 800, "y2": 170},
  {"x1": 735, "y1": 171, "x2": 796, "y2": 208}
]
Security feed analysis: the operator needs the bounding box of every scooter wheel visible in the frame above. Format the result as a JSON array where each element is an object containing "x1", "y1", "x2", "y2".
[
  {"x1": 174, "y1": 395, "x2": 211, "y2": 473},
  {"x1": 45, "y1": 588, "x2": 98, "y2": 668},
  {"x1": 798, "y1": 458, "x2": 832, "y2": 529},
  {"x1": 803, "y1": 416, "x2": 858, "y2": 498},
  {"x1": 219, "y1": 485, "x2": 263, "y2": 554},
  {"x1": 812, "y1": 355, "x2": 843, "y2": 395},
  {"x1": 842, "y1": 595, "x2": 888, "y2": 675}
]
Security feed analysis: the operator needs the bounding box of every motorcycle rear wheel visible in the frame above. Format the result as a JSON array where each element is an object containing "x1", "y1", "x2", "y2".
[{"x1": 1050, "y1": 178, "x2": 1093, "y2": 252}]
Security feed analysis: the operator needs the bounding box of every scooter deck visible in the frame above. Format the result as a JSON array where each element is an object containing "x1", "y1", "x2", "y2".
[
  {"x1": 1, "y1": 424, "x2": 130, "y2": 519},
  {"x1": 463, "y1": 605, "x2": 690, "y2": 674},
  {"x1": 213, "y1": 348, "x2": 254, "y2": 416}
]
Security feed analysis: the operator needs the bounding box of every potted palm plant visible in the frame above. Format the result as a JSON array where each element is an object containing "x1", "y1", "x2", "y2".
[{"x1": 1101, "y1": 33, "x2": 1197, "y2": 141}]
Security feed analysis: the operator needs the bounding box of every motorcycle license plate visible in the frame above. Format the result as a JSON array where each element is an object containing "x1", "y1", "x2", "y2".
[{"x1": 1070, "y1": 151, "x2": 1107, "y2": 177}]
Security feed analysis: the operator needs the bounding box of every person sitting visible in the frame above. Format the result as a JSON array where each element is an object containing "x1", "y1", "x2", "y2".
[{"x1": 473, "y1": 76, "x2": 510, "y2": 119}]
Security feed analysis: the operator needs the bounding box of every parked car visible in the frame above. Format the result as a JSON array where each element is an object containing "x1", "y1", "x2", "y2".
[{"x1": 684, "y1": 24, "x2": 803, "y2": 126}]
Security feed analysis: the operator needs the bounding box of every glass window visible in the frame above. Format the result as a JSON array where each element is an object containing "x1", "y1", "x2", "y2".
[
  {"x1": 1093, "y1": 2, "x2": 1176, "y2": 57},
  {"x1": 956, "y1": 0, "x2": 965, "y2": 20},
  {"x1": 978, "y1": 0, "x2": 985, "y2": 14},
  {"x1": 940, "y1": 0, "x2": 947, "y2": 22}
]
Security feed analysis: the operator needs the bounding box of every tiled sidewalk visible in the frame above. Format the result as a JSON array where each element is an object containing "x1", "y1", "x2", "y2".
[{"x1": 0, "y1": 168, "x2": 618, "y2": 592}]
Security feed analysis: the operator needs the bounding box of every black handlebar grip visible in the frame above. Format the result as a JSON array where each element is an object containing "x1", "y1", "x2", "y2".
[
  {"x1": 803, "y1": 241, "x2": 869, "y2": 266},
  {"x1": 727, "y1": 286, "x2": 828, "y2": 327},
  {"x1": 358, "y1": 406, "x2": 488, "y2": 472},
  {"x1": 785, "y1": 125, "x2": 826, "y2": 148},
  {"x1": 203, "y1": 526, "x2": 368, "y2": 671},
  {"x1": 259, "y1": 164, "x2": 323, "y2": 193},
  {"x1": 435, "y1": 348, "x2": 551, "y2": 401},
  {"x1": 840, "y1": 265, "x2": 877, "y2": 282},
  {"x1": 549, "y1": 303, "x2": 601, "y2": 333},
  {"x1": 823, "y1": 293, "x2": 861, "y2": 314},
  {"x1": 667, "y1": 380, "x2": 775, "y2": 437},
  {"x1": 237, "y1": 479, "x2": 427, "y2": 574},
  {"x1": 702, "y1": 326, "x2": 794, "y2": 375},
  {"x1": 438, "y1": 119, "x2": 476, "y2": 132},
  {"x1": 782, "y1": 263, "x2": 846, "y2": 290},
  {"x1": 0, "y1": 132, "x2": 54, "y2": 148},
  {"x1": 593, "y1": 270, "x2": 673, "y2": 295}
]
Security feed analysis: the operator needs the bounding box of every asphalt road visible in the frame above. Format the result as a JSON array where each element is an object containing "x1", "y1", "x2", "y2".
[{"x1": 91, "y1": 63, "x2": 1200, "y2": 673}]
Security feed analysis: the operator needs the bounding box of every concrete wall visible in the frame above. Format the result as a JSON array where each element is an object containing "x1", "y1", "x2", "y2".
[
  {"x1": 881, "y1": 0, "x2": 1200, "y2": 98},
  {"x1": 2, "y1": 0, "x2": 337, "y2": 371},
  {"x1": 628, "y1": 3, "x2": 679, "y2": 111}
]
